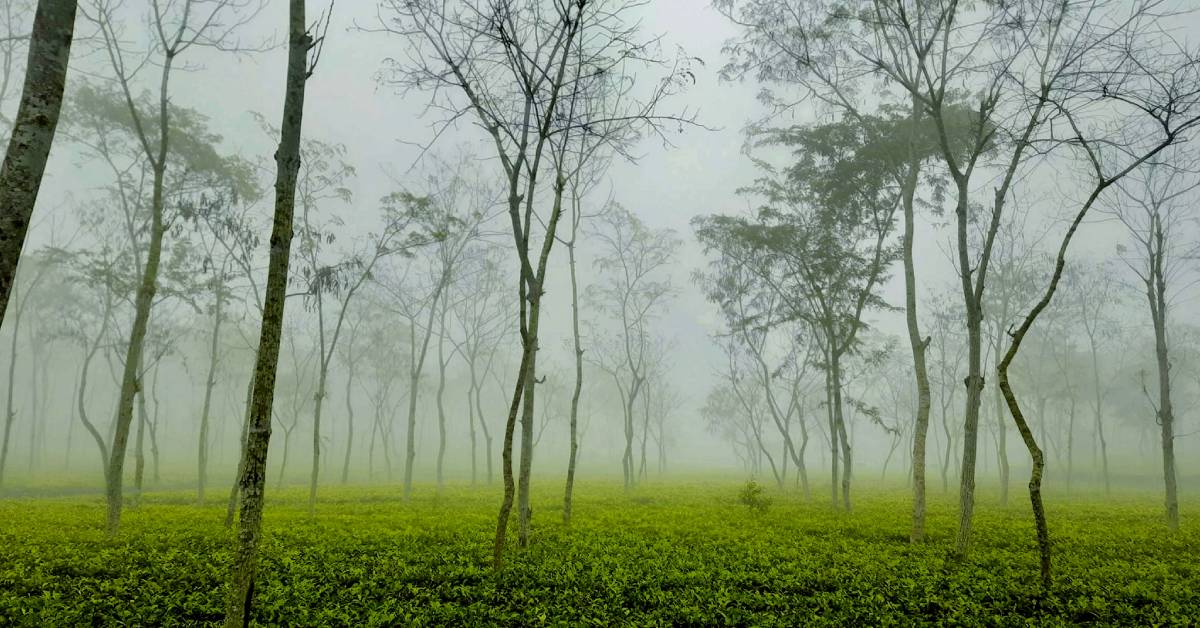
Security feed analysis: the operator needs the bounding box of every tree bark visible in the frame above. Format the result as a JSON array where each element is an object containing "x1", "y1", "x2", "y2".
[
  {"x1": 0, "y1": 0, "x2": 76, "y2": 322},
  {"x1": 223, "y1": 1, "x2": 309, "y2": 622}
]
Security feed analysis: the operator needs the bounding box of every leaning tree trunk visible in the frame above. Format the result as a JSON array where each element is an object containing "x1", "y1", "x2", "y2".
[
  {"x1": 106, "y1": 39, "x2": 181, "y2": 534},
  {"x1": 0, "y1": 0, "x2": 77, "y2": 321},
  {"x1": 223, "y1": 1, "x2": 309, "y2": 623},
  {"x1": 106, "y1": 164, "x2": 166, "y2": 535}
]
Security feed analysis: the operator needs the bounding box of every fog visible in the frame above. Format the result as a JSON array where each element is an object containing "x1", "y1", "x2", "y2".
[{"x1": 5, "y1": 0, "x2": 1197, "y2": 496}]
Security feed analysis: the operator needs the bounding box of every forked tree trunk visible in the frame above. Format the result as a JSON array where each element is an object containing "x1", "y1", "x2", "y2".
[
  {"x1": 0, "y1": 0, "x2": 77, "y2": 321},
  {"x1": 223, "y1": 2, "x2": 309, "y2": 623}
]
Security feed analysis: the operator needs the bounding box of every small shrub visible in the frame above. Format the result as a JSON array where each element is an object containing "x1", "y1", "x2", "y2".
[{"x1": 737, "y1": 479, "x2": 772, "y2": 513}]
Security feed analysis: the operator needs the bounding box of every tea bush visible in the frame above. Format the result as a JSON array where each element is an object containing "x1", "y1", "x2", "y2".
[{"x1": 0, "y1": 481, "x2": 1197, "y2": 625}]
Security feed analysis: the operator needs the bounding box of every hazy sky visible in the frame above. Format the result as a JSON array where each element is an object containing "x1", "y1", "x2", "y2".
[{"x1": 9, "y1": 0, "x2": 1200, "y2": 472}]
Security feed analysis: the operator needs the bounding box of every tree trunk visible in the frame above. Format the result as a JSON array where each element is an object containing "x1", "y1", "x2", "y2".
[
  {"x1": 340, "y1": 361, "x2": 354, "y2": 484},
  {"x1": 492, "y1": 344, "x2": 530, "y2": 568},
  {"x1": 517, "y1": 298, "x2": 542, "y2": 547},
  {"x1": 199, "y1": 289, "x2": 224, "y2": 503},
  {"x1": 467, "y1": 380, "x2": 477, "y2": 485},
  {"x1": 955, "y1": 263, "x2": 986, "y2": 555},
  {"x1": 476, "y1": 375, "x2": 493, "y2": 486},
  {"x1": 133, "y1": 374, "x2": 147, "y2": 507},
  {"x1": 106, "y1": 173, "x2": 165, "y2": 534},
  {"x1": 0, "y1": 0, "x2": 76, "y2": 321},
  {"x1": 1066, "y1": 396, "x2": 1076, "y2": 492},
  {"x1": 1088, "y1": 337, "x2": 1110, "y2": 494},
  {"x1": 902, "y1": 97, "x2": 933, "y2": 542},
  {"x1": 308, "y1": 366, "x2": 326, "y2": 515},
  {"x1": 564, "y1": 238, "x2": 582, "y2": 525},
  {"x1": 1150, "y1": 273, "x2": 1179, "y2": 530},
  {"x1": 0, "y1": 284, "x2": 22, "y2": 486},
  {"x1": 402, "y1": 281, "x2": 444, "y2": 501},
  {"x1": 106, "y1": 43, "x2": 178, "y2": 534},
  {"x1": 992, "y1": 330, "x2": 1010, "y2": 507},
  {"x1": 223, "y1": 2, "x2": 309, "y2": 622},
  {"x1": 149, "y1": 362, "x2": 161, "y2": 483},
  {"x1": 225, "y1": 372, "x2": 254, "y2": 528},
  {"x1": 435, "y1": 300, "x2": 449, "y2": 492},
  {"x1": 830, "y1": 350, "x2": 852, "y2": 511}
]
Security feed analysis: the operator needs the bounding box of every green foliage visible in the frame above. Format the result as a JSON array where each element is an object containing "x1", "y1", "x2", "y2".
[
  {"x1": 737, "y1": 479, "x2": 772, "y2": 513},
  {"x1": 1, "y1": 483, "x2": 1198, "y2": 626}
]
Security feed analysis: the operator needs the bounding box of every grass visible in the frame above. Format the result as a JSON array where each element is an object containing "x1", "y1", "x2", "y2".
[{"x1": 0, "y1": 479, "x2": 1197, "y2": 626}]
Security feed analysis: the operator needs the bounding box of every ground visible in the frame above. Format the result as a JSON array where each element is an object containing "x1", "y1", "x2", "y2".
[{"x1": 0, "y1": 479, "x2": 1197, "y2": 626}]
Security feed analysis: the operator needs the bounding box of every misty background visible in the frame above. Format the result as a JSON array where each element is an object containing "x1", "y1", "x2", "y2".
[{"x1": 1, "y1": 0, "x2": 1198, "y2": 493}]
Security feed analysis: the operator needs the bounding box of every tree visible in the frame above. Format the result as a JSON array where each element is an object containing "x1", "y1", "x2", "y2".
[
  {"x1": 1109, "y1": 152, "x2": 1200, "y2": 530},
  {"x1": 1068, "y1": 261, "x2": 1122, "y2": 494},
  {"x1": 695, "y1": 116, "x2": 900, "y2": 510},
  {"x1": 80, "y1": 0, "x2": 262, "y2": 535},
  {"x1": 0, "y1": 247, "x2": 54, "y2": 485},
  {"x1": 695, "y1": 241, "x2": 815, "y2": 496},
  {"x1": 377, "y1": 0, "x2": 696, "y2": 566},
  {"x1": 586, "y1": 203, "x2": 679, "y2": 491},
  {"x1": 450, "y1": 248, "x2": 512, "y2": 487},
  {"x1": 995, "y1": 33, "x2": 1200, "y2": 585},
  {"x1": 224, "y1": 0, "x2": 332, "y2": 623},
  {"x1": 376, "y1": 165, "x2": 485, "y2": 502},
  {"x1": 0, "y1": 0, "x2": 77, "y2": 323},
  {"x1": 292, "y1": 136, "x2": 430, "y2": 514}
]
